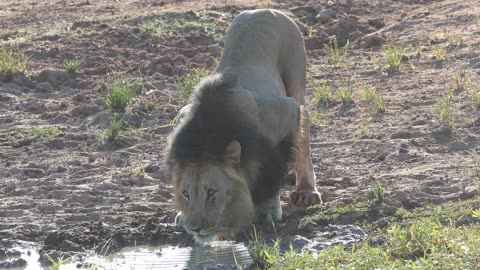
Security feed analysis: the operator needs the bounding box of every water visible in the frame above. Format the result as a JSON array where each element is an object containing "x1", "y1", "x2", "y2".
[{"x1": 2, "y1": 241, "x2": 253, "y2": 270}]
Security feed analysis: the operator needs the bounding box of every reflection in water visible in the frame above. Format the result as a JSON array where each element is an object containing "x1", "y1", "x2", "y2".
[
  {"x1": 85, "y1": 241, "x2": 253, "y2": 270},
  {"x1": 3, "y1": 241, "x2": 253, "y2": 270}
]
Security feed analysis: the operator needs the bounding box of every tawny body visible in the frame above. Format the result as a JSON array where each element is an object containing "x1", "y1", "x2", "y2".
[{"x1": 168, "y1": 9, "x2": 321, "y2": 243}]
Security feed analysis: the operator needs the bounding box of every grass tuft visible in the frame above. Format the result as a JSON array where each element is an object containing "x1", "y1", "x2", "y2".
[
  {"x1": 384, "y1": 45, "x2": 408, "y2": 72},
  {"x1": 176, "y1": 68, "x2": 208, "y2": 102},
  {"x1": 63, "y1": 59, "x2": 84, "y2": 73},
  {"x1": 0, "y1": 127, "x2": 63, "y2": 147},
  {"x1": 361, "y1": 86, "x2": 386, "y2": 113},
  {"x1": 358, "y1": 118, "x2": 370, "y2": 138},
  {"x1": 470, "y1": 151, "x2": 480, "y2": 191},
  {"x1": 103, "y1": 115, "x2": 123, "y2": 141},
  {"x1": 0, "y1": 45, "x2": 30, "y2": 81},
  {"x1": 369, "y1": 176, "x2": 385, "y2": 203},
  {"x1": 468, "y1": 87, "x2": 480, "y2": 107},
  {"x1": 444, "y1": 30, "x2": 465, "y2": 50},
  {"x1": 338, "y1": 86, "x2": 354, "y2": 105},
  {"x1": 451, "y1": 70, "x2": 471, "y2": 92},
  {"x1": 434, "y1": 90, "x2": 456, "y2": 128},
  {"x1": 325, "y1": 36, "x2": 349, "y2": 67},
  {"x1": 433, "y1": 45, "x2": 447, "y2": 61},
  {"x1": 105, "y1": 79, "x2": 135, "y2": 113},
  {"x1": 248, "y1": 226, "x2": 280, "y2": 268},
  {"x1": 311, "y1": 79, "x2": 332, "y2": 105},
  {"x1": 309, "y1": 109, "x2": 325, "y2": 127},
  {"x1": 44, "y1": 252, "x2": 75, "y2": 270}
]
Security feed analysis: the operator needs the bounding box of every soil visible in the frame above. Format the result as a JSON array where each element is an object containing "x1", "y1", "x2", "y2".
[{"x1": 1, "y1": 0, "x2": 480, "y2": 268}]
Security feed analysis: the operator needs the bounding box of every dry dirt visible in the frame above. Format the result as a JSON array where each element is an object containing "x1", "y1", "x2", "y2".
[{"x1": 1, "y1": 0, "x2": 480, "y2": 268}]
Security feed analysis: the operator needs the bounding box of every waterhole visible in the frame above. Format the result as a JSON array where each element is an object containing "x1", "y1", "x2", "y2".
[{"x1": 3, "y1": 241, "x2": 253, "y2": 270}]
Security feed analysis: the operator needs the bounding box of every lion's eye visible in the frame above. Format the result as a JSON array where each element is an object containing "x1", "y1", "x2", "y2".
[
  {"x1": 182, "y1": 190, "x2": 190, "y2": 200},
  {"x1": 207, "y1": 189, "x2": 216, "y2": 200}
]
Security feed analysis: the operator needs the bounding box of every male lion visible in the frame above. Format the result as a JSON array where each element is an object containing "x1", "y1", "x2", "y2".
[{"x1": 166, "y1": 9, "x2": 321, "y2": 243}]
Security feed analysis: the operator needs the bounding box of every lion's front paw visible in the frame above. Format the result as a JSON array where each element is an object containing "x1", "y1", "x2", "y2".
[
  {"x1": 290, "y1": 190, "x2": 322, "y2": 206},
  {"x1": 256, "y1": 206, "x2": 282, "y2": 224},
  {"x1": 174, "y1": 212, "x2": 183, "y2": 227}
]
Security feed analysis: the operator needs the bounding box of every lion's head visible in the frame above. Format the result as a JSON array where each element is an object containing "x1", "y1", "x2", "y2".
[
  {"x1": 173, "y1": 141, "x2": 255, "y2": 242},
  {"x1": 166, "y1": 73, "x2": 291, "y2": 242}
]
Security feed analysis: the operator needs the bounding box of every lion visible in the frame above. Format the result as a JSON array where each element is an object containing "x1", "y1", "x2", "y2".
[{"x1": 166, "y1": 9, "x2": 321, "y2": 243}]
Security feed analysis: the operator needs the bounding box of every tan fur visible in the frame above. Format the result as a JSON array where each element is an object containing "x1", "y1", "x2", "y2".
[{"x1": 171, "y1": 9, "x2": 322, "y2": 243}]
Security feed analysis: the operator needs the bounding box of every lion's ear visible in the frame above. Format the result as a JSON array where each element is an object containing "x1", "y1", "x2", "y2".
[{"x1": 224, "y1": 140, "x2": 241, "y2": 166}]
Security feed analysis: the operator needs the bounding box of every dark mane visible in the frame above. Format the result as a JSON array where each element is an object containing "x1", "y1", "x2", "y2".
[{"x1": 166, "y1": 73, "x2": 293, "y2": 204}]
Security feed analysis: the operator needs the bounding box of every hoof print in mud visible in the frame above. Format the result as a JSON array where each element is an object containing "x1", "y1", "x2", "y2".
[{"x1": 290, "y1": 190, "x2": 322, "y2": 206}]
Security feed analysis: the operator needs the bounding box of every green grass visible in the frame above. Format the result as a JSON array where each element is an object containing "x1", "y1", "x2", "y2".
[
  {"x1": 250, "y1": 202, "x2": 480, "y2": 269},
  {"x1": 0, "y1": 127, "x2": 63, "y2": 147},
  {"x1": 248, "y1": 226, "x2": 281, "y2": 268},
  {"x1": 306, "y1": 201, "x2": 371, "y2": 225},
  {"x1": 176, "y1": 68, "x2": 209, "y2": 102},
  {"x1": 451, "y1": 71, "x2": 471, "y2": 92},
  {"x1": 63, "y1": 59, "x2": 84, "y2": 73},
  {"x1": 433, "y1": 45, "x2": 447, "y2": 61},
  {"x1": 44, "y1": 253, "x2": 75, "y2": 270},
  {"x1": 311, "y1": 80, "x2": 332, "y2": 106},
  {"x1": 384, "y1": 45, "x2": 408, "y2": 72},
  {"x1": 369, "y1": 176, "x2": 385, "y2": 203},
  {"x1": 139, "y1": 17, "x2": 223, "y2": 40},
  {"x1": 468, "y1": 87, "x2": 480, "y2": 107},
  {"x1": 444, "y1": 30, "x2": 465, "y2": 50},
  {"x1": 325, "y1": 37, "x2": 349, "y2": 67},
  {"x1": 434, "y1": 90, "x2": 456, "y2": 128},
  {"x1": 470, "y1": 151, "x2": 480, "y2": 192},
  {"x1": 358, "y1": 118, "x2": 370, "y2": 138},
  {"x1": 0, "y1": 45, "x2": 30, "y2": 81},
  {"x1": 105, "y1": 79, "x2": 135, "y2": 113},
  {"x1": 103, "y1": 115, "x2": 123, "y2": 141},
  {"x1": 361, "y1": 86, "x2": 385, "y2": 113},
  {"x1": 309, "y1": 109, "x2": 324, "y2": 127},
  {"x1": 338, "y1": 86, "x2": 354, "y2": 105}
]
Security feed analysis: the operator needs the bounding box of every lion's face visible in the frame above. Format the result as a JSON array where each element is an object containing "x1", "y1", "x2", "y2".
[{"x1": 173, "y1": 141, "x2": 255, "y2": 242}]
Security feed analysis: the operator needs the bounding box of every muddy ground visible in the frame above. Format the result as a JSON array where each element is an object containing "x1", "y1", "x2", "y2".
[{"x1": 1, "y1": 0, "x2": 480, "y2": 268}]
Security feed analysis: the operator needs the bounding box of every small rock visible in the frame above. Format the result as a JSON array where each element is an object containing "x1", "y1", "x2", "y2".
[
  {"x1": 0, "y1": 258, "x2": 27, "y2": 268},
  {"x1": 145, "y1": 164, "x2": 160, "y2": 173},
  {"x1": 325, "y1": 17, "x2": 359, "y2": 46},
  {"x1": 59, "y1": 240, "x2": 83, "y2": 252},
  {"x1": 460, "y1": 186, "x2": 479, "y2": 200},
  {"x1": 312, "y1": 3, "x2": 325, "y2": 13},
  {"x1": 316, "y1": 9, "x2": 336, "y2": 23},
  {"x1": 392, "y1": 191, "x2": 409, "y2": 202},
  {"x1": 356, "y1": 34, "x2": 385, "y2": 48},
  {"x1": 38, "y1": 69, "x2": 76, "y2": 89},
  {"x1": 367, "y1": 18, "x2": 385, "y2": 29},
  {"x1": 298, "y1": 219, "x2": 318, "y2": 233},
  {"x1": 36, "y1": 82, "x2": 54, "y2": 93},
  {"x1": 304, "y1": 35, "x2": 328, "y2": 50},
  {"x1": 374, "y1": 217, "x2": 389, "y2": 228},
  {"x1": 375, "y1": 153, "x2": 386, "y2": 161},
  {"x1": 384, "y1": 197, "x2": 402, "y2": 208},
  {"x1": 23, "y1": 168, "x2": 44, "y2": 178},
  {"x1": 290, "y1": 235, "x2": 312, "y2": 250},
  {"x1": 71, "y1": 104, "x2": 100, "y2": 118},
  {"x1": 46, "y1": 138, "x2": 65, "y2": 150},
  {"x1": 446, "y1": 140, "x2": 469, "y2": 152},
  {"x1": 290, "y1": 6, "x2": 316, "y2": 20}
]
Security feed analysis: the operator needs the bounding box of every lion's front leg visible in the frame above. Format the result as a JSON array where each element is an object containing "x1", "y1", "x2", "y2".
[
  {"x1": 290, "y1": 106, "x2": 322, "y2": 206},
  {"x1": 255, "y1": 194, "x2": 282, "y2": 224}
]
